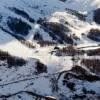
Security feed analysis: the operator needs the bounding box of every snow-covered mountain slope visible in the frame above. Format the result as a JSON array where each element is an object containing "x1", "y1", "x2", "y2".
[
  {"x1": 0, "y1": 29, "x2": 33, "y2": 58},
  {"x1": 1, "y1": 0, "x2": 100, "y2": 13},
  {"x1": 0, "y1": 0, "x2": 100, "y2": 44},
  {"x1": 0, "y1": 0, "x2": 100, "y2": 100}
]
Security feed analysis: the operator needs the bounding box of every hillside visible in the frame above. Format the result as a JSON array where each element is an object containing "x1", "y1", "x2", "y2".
[{"x1": 0, "y1": 0, "x2": 100, "y2": 100}]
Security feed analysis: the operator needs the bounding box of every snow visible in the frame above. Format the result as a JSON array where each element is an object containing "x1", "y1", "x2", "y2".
[
  {"x1": 0, "y1": 29, "x2": 33, "y2": 58},
  {"x1": 31, "y1": 77, "x2": 52, "y2": 95},
  {"x1": 0, "y1": 0, "x2": 100, "y2": 99}
]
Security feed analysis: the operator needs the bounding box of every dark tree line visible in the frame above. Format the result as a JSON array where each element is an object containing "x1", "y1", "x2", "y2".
[{"x1": 0, "y1": 50, "x2": 26, "y2": 68}]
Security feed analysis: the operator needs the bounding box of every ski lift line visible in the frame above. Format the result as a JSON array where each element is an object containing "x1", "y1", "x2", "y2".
[
  {"x1": 0, "y1": 70, "x2": 70, "y2": 87},
  {"x1": 77, "y1": 45, "x2": 100, "y2": 49},
  {"x1": 0, "y1": 75, "x2": 49, "y2": 87},
  {"x1": 0, "y1": 70, "x2": 95, "y2": 98},
  {"x1": 0, "y1": 77, "x2": 87, "y2": 99},
  {"x1": 0, "y1": 69, "x2": 95, "y2": 98},
  {"x1": 0, "y1": 90, "x2": 57, "y2": 100},
  {"x1": 0, "y1": 77, "x2": 38, "y2": 87}
]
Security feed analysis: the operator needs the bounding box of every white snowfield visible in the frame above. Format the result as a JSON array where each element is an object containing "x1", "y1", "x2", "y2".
[
  {"x1": 0, "y1": 0, "x2": 100, "y2": 100},
  {"x1": 0, "y1": 30, "x2": 33, "y2": 58}
]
